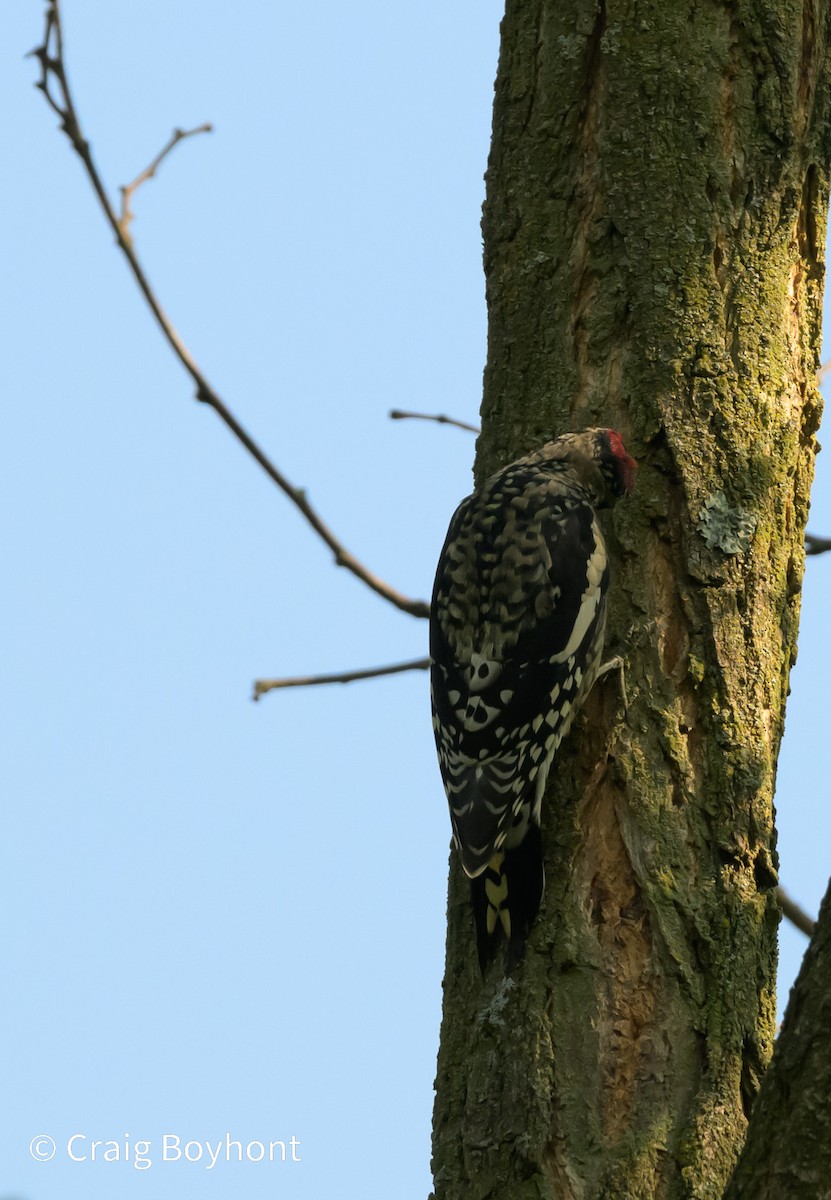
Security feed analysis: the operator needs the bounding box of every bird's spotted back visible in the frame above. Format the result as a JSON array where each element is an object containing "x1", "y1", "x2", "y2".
[{"x1": 433, "y1": 458, "x2": 603, "y2": 664}]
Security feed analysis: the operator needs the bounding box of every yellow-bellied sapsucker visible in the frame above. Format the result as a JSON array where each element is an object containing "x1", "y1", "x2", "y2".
[{"x1": 430, "y1": 428, "x2": 636, "y2": 969}]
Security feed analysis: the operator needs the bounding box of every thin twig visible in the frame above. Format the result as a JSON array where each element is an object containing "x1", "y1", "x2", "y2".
[
  {"x1": 818, "y1": 359, "x2": 831, "y2": 384},
  {"x1": 31, "y1": 2, "x2": 429, "y2": 621},
  {"x1": 119, "y1": 123, "x2": 213, "y2": 239},
  {"x1": 805, "y1": 533, "x2": 831, "y2": 556},
  {"x1": 776, "y1": 886, "x2": 816, "y2": 937},
  {"x1": 253, "y1": 656, "x2": 430, "y2": 700},
  {"x1": 389, "y1": 408, "x2": 480, "y2": 434}
]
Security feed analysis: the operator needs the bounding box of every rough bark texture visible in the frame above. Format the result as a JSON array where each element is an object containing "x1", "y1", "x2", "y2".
[
  {"x1": 725, "y1": 877, "x2": 831, "y2": 1198},
  {"x1": 431, "y1": 2, "x2": 831, "y2": 1198}
]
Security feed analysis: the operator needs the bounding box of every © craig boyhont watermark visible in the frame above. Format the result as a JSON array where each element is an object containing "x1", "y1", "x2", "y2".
[{"x1": 29, "y1": 1131, "x2": 301, "y2": 1171}]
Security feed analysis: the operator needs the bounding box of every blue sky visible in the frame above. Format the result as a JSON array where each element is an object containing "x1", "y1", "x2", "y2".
[{"x1": 3, "y1": 4, "x2": 830, "y2": 1198}]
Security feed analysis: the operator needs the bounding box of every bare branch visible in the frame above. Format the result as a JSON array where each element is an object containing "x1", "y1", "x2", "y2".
[
  {"x1": 775, "y1": 886, "x2": 816, "y2": 937},
  {"x1": 818, "y1": 358, "x2": 831, "y2": 384},
  {"x1": 252, "y1": 656, "x2": 430, "y2": 700},
  {"x1": 389, "y1": 408, "x2": 480, "y2": 434},
  {"x1": 119, "y1": 123, "x2": 213, "y2": 240},
  {"x1": 31, "y1": 1, "x2": 429, "y2": 621},
  {"x1": 805, "y1": 533, "x2": 831, "y2": 556}
]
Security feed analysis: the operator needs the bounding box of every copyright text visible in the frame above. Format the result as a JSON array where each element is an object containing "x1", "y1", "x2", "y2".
[{"x1": 29, "y1": 1132, "x2": 301, "y2": 1170}]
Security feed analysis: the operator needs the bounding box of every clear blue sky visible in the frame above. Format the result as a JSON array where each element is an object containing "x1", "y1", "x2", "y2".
[{"x1": 3, "y1": 4, "x2": 829, "y2": 1198}]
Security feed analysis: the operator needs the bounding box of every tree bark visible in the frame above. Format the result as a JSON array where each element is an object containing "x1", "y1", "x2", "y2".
[
  {"x1": 431, "y1": 2, "x2": 831, "y2": 1198},
  {"x1": 725, "y1": 876, "x2": 831, "y2": 1199}
]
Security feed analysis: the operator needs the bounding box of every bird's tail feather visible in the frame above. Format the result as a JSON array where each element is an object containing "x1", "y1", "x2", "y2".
[{"x1": 470, "y1": 825, "x2": 544, "y2": 971}]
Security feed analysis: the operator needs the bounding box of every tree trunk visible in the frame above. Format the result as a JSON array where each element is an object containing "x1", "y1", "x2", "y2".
[
  {"x1": 431, "y1": 3, "x2": 831, "y2": 1198},
  {"x1": 725, "y1": 876, "x2": 831, "y2": 1198}
]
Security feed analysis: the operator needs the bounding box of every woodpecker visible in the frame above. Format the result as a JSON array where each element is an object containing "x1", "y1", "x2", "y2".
[{"x1": 430, "y1": 428, "x2": 636, "y2": 969}]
